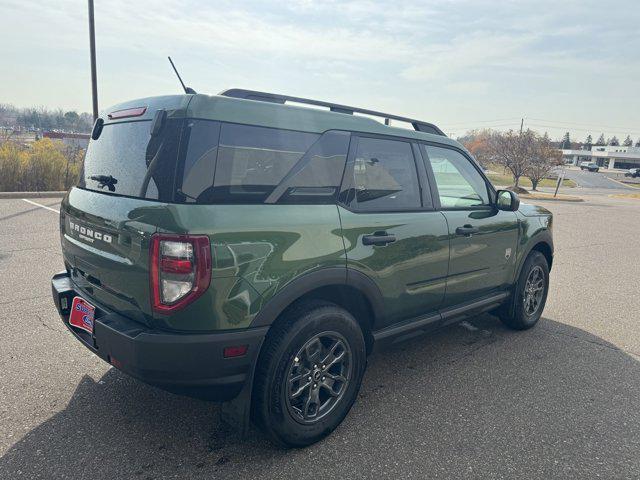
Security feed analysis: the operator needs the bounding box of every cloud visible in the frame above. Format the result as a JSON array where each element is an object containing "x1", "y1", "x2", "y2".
[{"x1": 2, "y1": 0, "x2": 639, "y2": 138}]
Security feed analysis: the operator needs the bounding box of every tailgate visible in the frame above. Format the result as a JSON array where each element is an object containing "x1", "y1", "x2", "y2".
[{"x1": 61, "y1": 188, "x2": 166, "y2": 325}]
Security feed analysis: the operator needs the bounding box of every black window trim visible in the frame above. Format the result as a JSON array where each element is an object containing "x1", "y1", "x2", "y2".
[
  {"x1": 338, "y1": 132, "x2": 434, "y2": 214},
  {"x1": 174, "y1": 118, "x2": 221, "y2": 204},
  {"x1": 419, "y1": 141, "x2": 497, "y2": 212}
]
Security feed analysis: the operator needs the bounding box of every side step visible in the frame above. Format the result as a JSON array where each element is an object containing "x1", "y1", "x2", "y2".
[{"x1": 372, "y1": 292, "x2": 509, "y2": 346}]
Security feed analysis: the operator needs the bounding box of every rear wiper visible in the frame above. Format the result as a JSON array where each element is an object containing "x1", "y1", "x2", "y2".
[{"x1": 89, "y1": 174, "x2": 118, "y2": 192}]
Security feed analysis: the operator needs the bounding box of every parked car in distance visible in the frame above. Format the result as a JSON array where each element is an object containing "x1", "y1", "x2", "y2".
[
  {"x1": 51, "y1": 89, "x2": 554, "y2": 447},
  {"x1": 625, "y1": 168, "x2": 640, "y2": 178},
  {"x1": 580, "y1": 162, "x2": 600, "y2": 172}
]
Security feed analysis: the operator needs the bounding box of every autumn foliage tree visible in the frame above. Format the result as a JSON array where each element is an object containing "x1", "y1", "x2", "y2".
[{"x1": 461, "y1": 129, "x2": 493, "y2": 167}]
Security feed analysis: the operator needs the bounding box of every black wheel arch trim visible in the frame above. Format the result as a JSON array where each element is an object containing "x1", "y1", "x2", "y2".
[
  {"x1": 249, "y1": 267, "x2": 384, "y2": 328},
  {"x1": 515, "y1": 230, "x2": 554, "y2": 282}
]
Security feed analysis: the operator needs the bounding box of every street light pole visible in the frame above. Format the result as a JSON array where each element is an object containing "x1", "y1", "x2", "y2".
[{"x1": 88, "y1": 0, "x2": 99, "y2": 121}]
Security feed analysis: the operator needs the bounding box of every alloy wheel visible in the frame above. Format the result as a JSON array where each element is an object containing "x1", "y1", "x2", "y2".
[
  {"x1": 523, "y1": 265, "x2": 545, "y2": 316},
  {"x1": 285, "y1": 332, "x2": 352, "y2": 424}
]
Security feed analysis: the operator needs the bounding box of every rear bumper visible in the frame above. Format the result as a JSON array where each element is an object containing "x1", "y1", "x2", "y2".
[{"x1": 51, "y1": 271, "x2": 267, "y2": 401}]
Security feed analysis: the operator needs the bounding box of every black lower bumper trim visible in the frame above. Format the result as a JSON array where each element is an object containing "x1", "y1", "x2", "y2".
[{"x1": 52, "y1": 271, "x2": 268, "y2": 401}]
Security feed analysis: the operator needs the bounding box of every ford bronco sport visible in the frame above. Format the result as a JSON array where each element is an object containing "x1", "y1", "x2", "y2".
[{"x1": 51, "y1": 89, "x2": 553, "y2": 447}]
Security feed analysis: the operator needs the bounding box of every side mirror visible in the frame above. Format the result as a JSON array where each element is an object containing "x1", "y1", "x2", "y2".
[{"x1": 496, "y1": 189, "x2": 520, "y2": 211}]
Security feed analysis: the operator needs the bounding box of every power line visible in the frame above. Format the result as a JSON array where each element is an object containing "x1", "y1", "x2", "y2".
[
  {"x1": 441, "y1": 117, "x2": 638, "y2": 135},
  {"x1": 440, "y1": 117, "x2": 521, "y2": 127},
  {"x1": 526, "y1": 123, "x2": 636, "y2": 135},
  {"x1": 526, "y1": 117, "x2": 638, "y2": 132},
  {"x1": 444, "y1": 122, "x2": 525, "y2": 131}
]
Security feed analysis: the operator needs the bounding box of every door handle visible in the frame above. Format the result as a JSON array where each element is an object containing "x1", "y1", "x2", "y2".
[
  {"x1": 455, "y1": 224, "x2": 480, "y2": 236},
  {"x1": 362, "y1": 231, "x2": 397, "y2": 246}
]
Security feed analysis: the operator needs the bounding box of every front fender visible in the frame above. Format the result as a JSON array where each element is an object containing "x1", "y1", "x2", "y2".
[{"x1": 514, "y1": 219, "x2": 553, "y2": 282}]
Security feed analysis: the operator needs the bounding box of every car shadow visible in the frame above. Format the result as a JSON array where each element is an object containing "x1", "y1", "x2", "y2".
[{"x1": 2, "y1": 314, "x2": 639, "y2": 479}]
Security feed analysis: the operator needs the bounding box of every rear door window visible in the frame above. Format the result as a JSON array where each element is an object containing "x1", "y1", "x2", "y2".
[
  {"x1": 80, "y1": 119, "x2": 182, "y2": 201},
  {"x1": 350, "y1": 137, "x2": 422, "y2": 211}
]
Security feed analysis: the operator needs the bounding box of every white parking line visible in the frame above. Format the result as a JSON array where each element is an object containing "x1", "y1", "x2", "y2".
[{"x1": 21, "y1": 198, "x2": 60, "y2": 214}]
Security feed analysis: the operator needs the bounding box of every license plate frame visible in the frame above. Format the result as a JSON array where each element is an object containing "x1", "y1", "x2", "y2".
[{"x1": 69, "y1": 296, "x2": 96, "y2": 335}]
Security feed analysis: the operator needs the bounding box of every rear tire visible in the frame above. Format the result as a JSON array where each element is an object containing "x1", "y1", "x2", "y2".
[
  {"x1": 252, "y1": 300, "x2": 366, "y2": 447},
  {"x1": 499, "y1": 251, "x2": 549, "y2": 330}
]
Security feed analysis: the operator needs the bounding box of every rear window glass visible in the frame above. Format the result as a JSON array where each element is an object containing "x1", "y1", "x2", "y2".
[
  {"x1": 80, "y1": 119, "x2": 182, "y2": 201},
  {"x1": 178, "y1": 121, "x2": 349, "y2": 204}
]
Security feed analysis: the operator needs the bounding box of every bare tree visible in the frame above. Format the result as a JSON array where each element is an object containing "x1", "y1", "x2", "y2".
[
  {"x1": 489, "y1": 129, "x2": 536, "y2": 188},
  {"x1": 525, "y1": 134, "x2": 563, "y2": 191}
]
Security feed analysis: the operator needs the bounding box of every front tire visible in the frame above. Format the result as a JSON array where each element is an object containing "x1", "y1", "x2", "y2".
[
  {"x1": 252, "y1": 300, "x2": 366, "y2": 447},
  {"x1": 499, "y1": 251, "x2": 549, "y2": 330}
]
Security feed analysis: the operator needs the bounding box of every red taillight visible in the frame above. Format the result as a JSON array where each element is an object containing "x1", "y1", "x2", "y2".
[
  {"x1": 108, "y1": 106, "x2": 147, "y2": 119},
  {"x1": 160, "y1": 257, "x2": 193, "y2": 274},
  {"x1": 150, "y1": 234, "x2": 211, "y2": 313}
]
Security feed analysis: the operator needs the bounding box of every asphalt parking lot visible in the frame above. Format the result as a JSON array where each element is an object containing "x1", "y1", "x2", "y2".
[
  {"x1": 1, "y1": 189, "x2": 639, "y2": 479},
  {"x1": 561, "y1": 167, "x2": 633, "y2": 190}
]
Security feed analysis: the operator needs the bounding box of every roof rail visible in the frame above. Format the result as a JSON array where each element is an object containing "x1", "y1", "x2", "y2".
[{"x1": 219, "y1": 88, "x2": 446, "y2": 136}]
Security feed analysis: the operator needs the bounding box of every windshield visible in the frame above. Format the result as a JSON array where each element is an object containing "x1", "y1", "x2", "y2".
[{"x1": 79, "y1": 119, "x2": 183, "y2": 201}]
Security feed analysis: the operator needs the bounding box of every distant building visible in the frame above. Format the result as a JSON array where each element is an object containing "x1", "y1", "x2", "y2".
[
  {"x1": 42, "y1": 131, "x2": 90, "y2": 150},
  {"x1": 560, "y1": 145, "x2": 640, "y2": 170}
]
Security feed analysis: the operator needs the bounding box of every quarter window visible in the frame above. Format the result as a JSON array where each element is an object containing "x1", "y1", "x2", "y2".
[
  {"x1": 177, "y1": 121, "x2": 349, "y2": 204},
  {"x1": 423, "y1": 145, "x2": 490, "y2": 208},
  {"x1": 351, "y1": 137, "x2": 421, "y2": 211},
  {"x1": 213, "y1": 124, "x2": 319, "y2": 203}
]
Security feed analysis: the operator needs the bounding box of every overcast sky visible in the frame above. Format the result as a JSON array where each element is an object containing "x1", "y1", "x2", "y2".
[{"x1": 2, "y1": 0, "x2": 639, "y2": 140}]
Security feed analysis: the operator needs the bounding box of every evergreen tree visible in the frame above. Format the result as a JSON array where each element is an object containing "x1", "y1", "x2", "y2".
[
  {"x1": 635, "y1": 138, "x2": 640, "y2": 147},
  {"x1": 623, "y1": 135, "x2": 633, "y2": 146},
  {"x1": 560, "y1": 132, "x2": 571, "y2": 149},
  {"x1": 608, "y1": 136, "x2": 620, "y2": 146},
  {"x1": 595, "y1": 134, "x2": 606, "y2": 146},
  {"x1": 584, "y1": 134, "x2": 593, "y2": 150}
]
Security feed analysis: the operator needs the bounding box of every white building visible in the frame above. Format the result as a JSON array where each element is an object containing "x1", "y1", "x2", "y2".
[{"x1": 561, "y1": 145, "x2": 640, "y2": 170}]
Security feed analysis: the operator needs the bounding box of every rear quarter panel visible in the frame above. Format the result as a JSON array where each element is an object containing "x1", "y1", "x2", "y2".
[{"x1": 154, "y1": 204, "x2": 346, "y2": 331}]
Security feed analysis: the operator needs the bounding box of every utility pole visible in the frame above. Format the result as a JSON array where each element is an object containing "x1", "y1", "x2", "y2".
[
  {"x1": 88, "y1": 0, "x2": 99, "y2": 121},
  {"x1": 520, "y1": 118, "x2": 524, "y2": 134}
]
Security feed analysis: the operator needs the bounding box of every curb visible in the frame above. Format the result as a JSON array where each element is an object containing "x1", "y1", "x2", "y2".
[
  {"x1": 0, "y1": 191, "x2": 67, "y2": 199},
  {"x1": 519, "y1": 194, "x2": 583, "y2": 203}
]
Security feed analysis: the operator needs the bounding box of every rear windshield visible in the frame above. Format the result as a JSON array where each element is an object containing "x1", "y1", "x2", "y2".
[
  {"x1": 80, "y1": 119, "x2": 182, "y2": 201},
  {"x1": 79, "y1": 118, "x2": 350, "y2": 205}
]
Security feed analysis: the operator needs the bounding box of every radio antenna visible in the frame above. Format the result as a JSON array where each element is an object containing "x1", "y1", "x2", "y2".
[{"x1": 168, "y1": 56, "x2": 196, "y2": 94}]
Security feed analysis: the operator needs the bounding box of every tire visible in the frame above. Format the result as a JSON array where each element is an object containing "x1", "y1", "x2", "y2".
[
  {"x1": 499, "y1": 251, "x2": 549, "y2": 330},
  {"x1": 252, "y1": 300, "x2": 366, "y2": 447}
]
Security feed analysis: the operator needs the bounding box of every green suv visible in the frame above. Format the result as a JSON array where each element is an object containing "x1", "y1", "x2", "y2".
[{"x1": 51, "y1": 89, "x2": 553, "y2": 447}]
